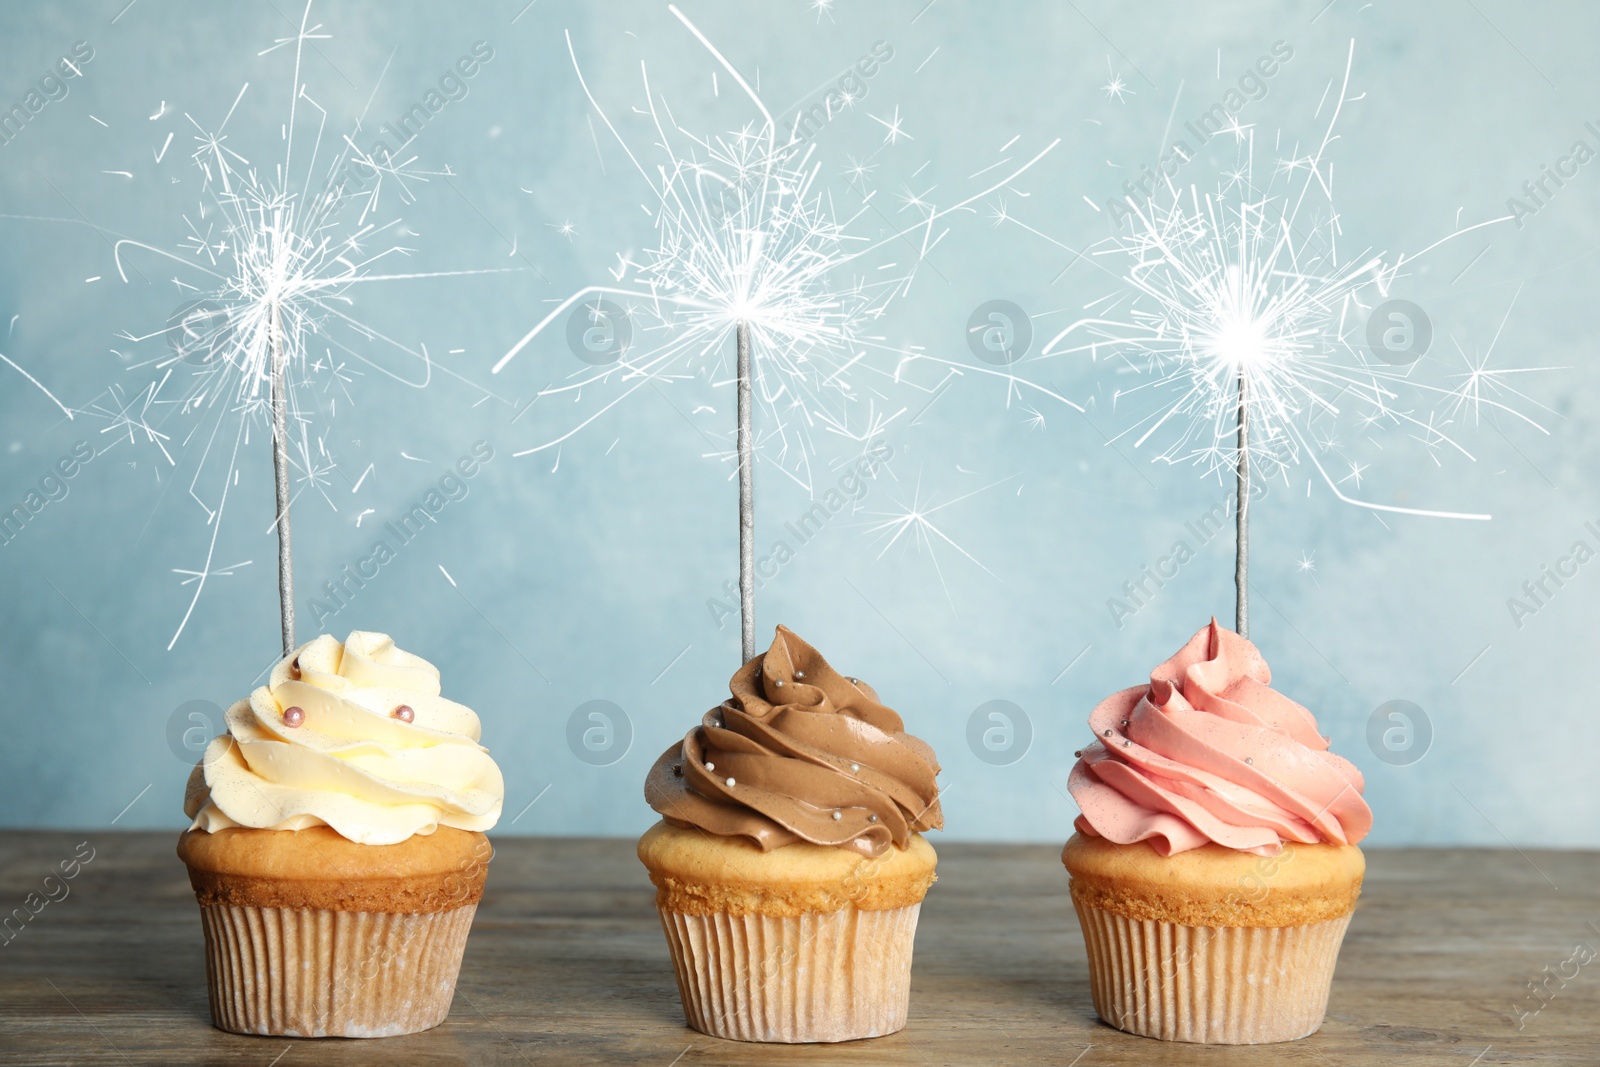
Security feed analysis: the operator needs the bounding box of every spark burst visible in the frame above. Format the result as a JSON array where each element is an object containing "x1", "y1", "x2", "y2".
[
  {"x1": 112, "y1": 1, "x2": 508, "y2": 650},
  {"x1": 1101, "y1": 58, "x2": 1135, "y2": 104},
  {"x1": 493, "y1": 5, "x2": 1058, "y2": 659},
  {"x1": 866, "y1": 471, "x2": 1016, "y2": 614},
  {"x1": 1038, "y1": 42, "x2": 1549, "y2": 634}
]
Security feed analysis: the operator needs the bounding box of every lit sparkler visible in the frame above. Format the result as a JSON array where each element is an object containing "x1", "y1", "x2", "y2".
[
  {"x1": 111, "y1": 1, "x2": 512, "y2": 651},
  {"x1": 493, "y1": 5, "x2": 1059, "y2": 663},
  {"x1": 1039, "y1": 42, "x2": 1550, "y2": 636}
]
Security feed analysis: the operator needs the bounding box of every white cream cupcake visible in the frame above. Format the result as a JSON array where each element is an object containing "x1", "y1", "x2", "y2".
[{"x1": 178, "y1": 631, "x2": 503, "y2": 1037}]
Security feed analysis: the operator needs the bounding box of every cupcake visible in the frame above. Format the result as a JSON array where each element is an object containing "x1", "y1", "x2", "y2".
[
  {"x1": 1063, "y1": 619, "x2": 1371, "y2": 1044},
  {"x1": 639, "y1": 626, "x2": 943, "y2": 1043},
  {"x1": 177, "y1": 631, "x2": 504, "y2": 1038}
]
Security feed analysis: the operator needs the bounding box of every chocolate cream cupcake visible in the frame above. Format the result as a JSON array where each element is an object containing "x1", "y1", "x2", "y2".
[{"x1": 639, "y1": 626, "x2": 943, "y2": 1043}]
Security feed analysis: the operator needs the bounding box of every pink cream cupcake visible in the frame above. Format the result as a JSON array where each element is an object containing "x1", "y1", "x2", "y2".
[{"x1": 1063, "y1": 619, "x2": 1372, "y2": 1043}]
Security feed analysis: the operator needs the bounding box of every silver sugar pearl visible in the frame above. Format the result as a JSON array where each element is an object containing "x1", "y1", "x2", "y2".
[
  {"x1": 868, "y1": 814, "x2": 878, "y2": 822},
  {"x1": 794, "y1": 670, "x2": 805, "y2": 680},
  {"x1": 774, "y1": 679, "x2": 785, "y2": 688},
  {"x1": 1074, "y1": 750, "x2": 1082, "y2": 758},
  {"x1": 725, "y1": 777, "x2": 736, "y2": 787},
  {"x1": 850, "y1": 763, "x2": 860, "y2": 773},
  {"x1": 705, "y1": 762, "x2": 715, "y2": 771},
  {"x1": 832, "y1": 811, "x2": 842, "y2": 821},
  {"x1": 1122, "y1": 740, "x2": 1131, "y2": 748},
  {"x1": 1245, "y1": 757, "x2": 1254, "y2": 765},
  {"x1": 1103, "y1": 729, "x2": 1113, "y2": 737},
  {"x1": 1120, "y1": 719, "x2": 1129, "y2": 727}
]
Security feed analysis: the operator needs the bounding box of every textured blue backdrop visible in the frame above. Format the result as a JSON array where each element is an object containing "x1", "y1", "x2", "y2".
[{"x1": 1, "y1": 0, "x2": 1593, "y2": 847}]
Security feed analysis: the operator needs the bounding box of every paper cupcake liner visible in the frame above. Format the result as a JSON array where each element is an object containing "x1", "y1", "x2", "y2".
[
  {"x1": 1074, "y1": 902, "x2": 1351, "y2": 1044},
  {"x1": 199, "y1": 903, "x2": 477, "y2": 1038},
  {"x1": 659, "y1": 904, "x2": 921, "y2": 1043}
]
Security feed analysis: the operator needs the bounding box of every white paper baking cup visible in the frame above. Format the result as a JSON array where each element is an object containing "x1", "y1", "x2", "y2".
[
  {"x1": 199, "y1": 903, "x2": 477, "y2": 1038},
  {"x1": 1074, "y1": 901, "x2": 1352, "y2": 1044},
  {"x1": 659, "y1": 904, "x2": 922, "y2": 1043}
]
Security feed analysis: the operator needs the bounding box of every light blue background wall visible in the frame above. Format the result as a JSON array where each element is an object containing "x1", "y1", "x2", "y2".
[{"x1": 1, "y1": 0, "x2": 1594, "y2": 847}]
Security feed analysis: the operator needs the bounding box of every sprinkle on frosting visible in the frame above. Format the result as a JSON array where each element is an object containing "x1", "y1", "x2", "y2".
[
  {"x1": 184, "y1": 631, "x2": 504, "y2": 846},
  {"x1": 1068, "y1": 619, "x2": 1372, "y2": 857},
  {"x1": 644, "y1": 625, "x2": 943, "y2": 859}
]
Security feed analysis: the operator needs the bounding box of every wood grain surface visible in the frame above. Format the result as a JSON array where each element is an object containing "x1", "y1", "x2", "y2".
[{"x1": 0, "y1": 833, "x2": 1594, "y2": 1065}]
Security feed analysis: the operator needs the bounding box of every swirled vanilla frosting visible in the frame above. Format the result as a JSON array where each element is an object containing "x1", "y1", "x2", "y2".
[
  {"x1": 1068, "y1": 619, "x2": 1371, "y2": 857},
  {"x1": 184, "y1": 632, "x2": 504, "y2": 846},
  {"x1": 645, "y1": 626, "x2": 943, "y2": 859}
]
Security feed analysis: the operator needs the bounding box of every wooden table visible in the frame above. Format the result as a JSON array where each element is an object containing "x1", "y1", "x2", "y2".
[{"x1": 1, "y1": 833, "x2": 1594, "y2": 1065}]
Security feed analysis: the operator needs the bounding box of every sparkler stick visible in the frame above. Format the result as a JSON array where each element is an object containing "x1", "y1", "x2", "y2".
[
  {"x1": 736, "y1": 320, "x2": 755, "y2": 663},
  {"x1": 268, "y1": 308, "x2": 295, "y2": 657},
  {"x1": 1234, "y1": 372, "x2": 1248, "y2": 638}
]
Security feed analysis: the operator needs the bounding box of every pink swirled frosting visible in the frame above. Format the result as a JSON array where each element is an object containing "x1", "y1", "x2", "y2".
[{"x1": 1068, "y1": 620, "x2": 1372, "y2": 857}]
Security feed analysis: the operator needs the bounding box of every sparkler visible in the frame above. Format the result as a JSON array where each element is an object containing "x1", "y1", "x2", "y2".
[
  {"x1": 110, "y1": 0, "x2": 512, "y2": 651},
  {"x1": 493, "y1": 5, "x2": 1059, "y2": 664},
  {"x1": 496, "y1": 111, "x2": 858, "y2": 664},
  {"x1": 492, "y1": 32, "x2": 893, "y2": 664},
  {"x1": 1039, "y1": 42, "x2": 1549, "y2": 636}
]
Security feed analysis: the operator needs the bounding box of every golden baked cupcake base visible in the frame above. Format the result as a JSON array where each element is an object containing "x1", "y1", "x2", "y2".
[
  {"x1": 1063, "y1": 833, "x2": 1364, "y2": 1044},
  {"x1": 179, "y1": 826, "x2": 491, "y2": 1037},
  {"x1": 640, "y1": 821, "x2": 936, "y2": 1043},
  {"x1": 639, "y1": 819, "x2": 936, "y2": 916}
]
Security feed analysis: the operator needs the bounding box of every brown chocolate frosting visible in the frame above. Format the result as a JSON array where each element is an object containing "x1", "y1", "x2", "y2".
[{"x1": 645, "y1": 626, "x2": 943, "y2": 858}]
